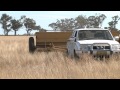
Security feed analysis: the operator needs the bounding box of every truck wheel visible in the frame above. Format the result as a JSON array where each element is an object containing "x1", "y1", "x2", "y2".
[
  {"x1": 66, "y1": 49, "x2": 68, "y2": 56},
  {"x1": 74, "y1": 50, "x2": 79, "y2": 59},
  {"x1": 29, "y1": 37, "x2": 36, "y2": 53},
  {"x1": 66, "y1": 49, "x2": 70, "y2": 57}
]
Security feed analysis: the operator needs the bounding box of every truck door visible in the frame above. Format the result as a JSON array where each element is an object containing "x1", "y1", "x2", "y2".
[
  {"x1": 67, "y1": 31, "x2": 75, "y2": 52},
  {"x1": 71, "y1": 31, "x2": 77, "y2": 49},
  {"x1": 69, "y1": 31, "x2": 77, "y2": 54}
]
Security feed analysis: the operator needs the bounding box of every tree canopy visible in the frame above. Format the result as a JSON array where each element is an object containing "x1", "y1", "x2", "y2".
[
  {"x1": 108, "y1": 15, "x2": 120, "y2": 30},
  {"x1": 49, "y1": 13, "x2": 107, "y2": 31},
  {"x1": 0, "y1": 14, "x2": 12, "y2": 35},
  {"x1": 11, "y1": 19, "x2": 23, "y2": 35}
]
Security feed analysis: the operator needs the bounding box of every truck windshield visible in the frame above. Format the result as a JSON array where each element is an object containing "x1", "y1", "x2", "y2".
[{"x1": 78, "y1": 30, "x2": 113, "y2": 40}]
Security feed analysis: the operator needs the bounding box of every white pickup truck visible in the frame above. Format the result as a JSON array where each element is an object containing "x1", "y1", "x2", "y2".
[{"x1": 67, "y1": 28, "x2": 120, "y2": 58}]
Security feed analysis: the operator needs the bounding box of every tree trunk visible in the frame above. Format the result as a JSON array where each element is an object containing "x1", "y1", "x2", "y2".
[
  {"x1": 7, "y1": 31, "x2": 8, "y2": 36},
  {"x1": 5, "y1": 31, "x2": 8, "y2": 36},
  {"x1": 15, "y1": 30, "x2": 17, "y2": 36},
  {"x1": 4, "y1": 30, "x2": 6, "y2": 35},
  {"x1": 4, "y1": 29, "x2": 7, "y2": 36},
  {"x1": 27, "y1": 30, "x2": 29, "y2": 35}
]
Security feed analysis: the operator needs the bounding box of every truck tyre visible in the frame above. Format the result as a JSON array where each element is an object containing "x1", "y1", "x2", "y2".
[
  {"x1": 29, "y1": 37, "x2": 36, "y2": 53},
  {"x1": 74, "y1": 50, "x2": 79, "y2": 59},
  {"x1": 66, "y1": 49, "x2": 68, "y2": 56},
  {"x1": 66, "y1": 49, "x2": 69, "y2": 57}
]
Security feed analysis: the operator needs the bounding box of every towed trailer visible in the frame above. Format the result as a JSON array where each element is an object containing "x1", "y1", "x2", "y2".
[{"x1": 29, "y1": 31, "x2": 72, "y2": 53}]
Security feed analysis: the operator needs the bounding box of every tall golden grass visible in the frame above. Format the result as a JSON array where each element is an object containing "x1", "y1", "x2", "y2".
[{"x1": 0, "y1": 36, "x2": 120, "y2": 79}]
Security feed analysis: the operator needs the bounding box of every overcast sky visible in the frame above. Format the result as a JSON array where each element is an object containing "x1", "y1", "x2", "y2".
[{"x1": 0, "y1": 11, "x2": 120, "y2": 35}]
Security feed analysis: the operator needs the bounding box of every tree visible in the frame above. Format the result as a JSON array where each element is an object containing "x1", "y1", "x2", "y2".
[
  {"x1": 20, "y1": 15, "x2": 42, "y2": 34},
  {"x1": 0, "y1": 14, "x2": 12, "y2": 35},
  {"x1": 39, "y1": 28, "x2": 47, "y2": 32},
  {"x1": 49, "y1": 23, "x2": 58, "y2": 30},
  {"x1": 108, "y1": 15, "x2": 120, "y2": 30},
  {"x1": 23, "y1": 18, "x2": 36, "y2": 35},
  {"x1": 87, "y1": 16, "x2": 96, "y2": 27},
  {"x1": 75, "y1": 15, "x2": 88, "y2": 29},
  {"x1": 10, "y1": 19, "x2": 23, "y2": 35},
  {"x1": 108, "y1": 21, "x2": 114, "y2": 30},
  {"x1": 33, "y1": 25, "x2": 42, "y2": 32},
  {"x1": 34, "y1": 25, "x2": 47, "y2": 31},
  {"x1": 49, "y1": 18, "x2": 75, "y2": 31},
  {"x1": 87, "y1": 14, "x2": 106, "y2": 28}
]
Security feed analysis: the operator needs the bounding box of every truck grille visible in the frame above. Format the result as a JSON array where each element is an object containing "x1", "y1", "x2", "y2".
[{"x1": 93, "y1": 44, "x2": 110, "y2": 50}]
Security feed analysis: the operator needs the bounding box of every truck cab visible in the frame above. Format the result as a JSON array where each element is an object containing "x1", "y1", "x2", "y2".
[{"x1": 67, "y1": 28, "x2": 120, "y2": 58}]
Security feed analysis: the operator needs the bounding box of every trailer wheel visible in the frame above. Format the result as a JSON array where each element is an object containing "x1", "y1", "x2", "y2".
[{"x1": 29, "y1": 37, "x2": 36, "y2": 53}]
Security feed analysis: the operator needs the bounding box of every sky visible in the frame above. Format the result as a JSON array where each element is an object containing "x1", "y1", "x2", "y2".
[{"x1": 0, "y1": 11, "x2": 120, "y2": 35}]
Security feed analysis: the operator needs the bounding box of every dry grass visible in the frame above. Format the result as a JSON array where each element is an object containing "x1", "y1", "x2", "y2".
[{"x1": 0, "y1": 36, "x2": 120, "y2": 79}]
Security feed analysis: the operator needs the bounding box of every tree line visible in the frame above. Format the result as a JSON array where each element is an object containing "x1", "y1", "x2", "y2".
[
  {"x1": 0, "y1": 13, "x2": 120, "y2": 35},
  {"x1": 49, "y1": 14, "x2": 120, "y2": 31}
]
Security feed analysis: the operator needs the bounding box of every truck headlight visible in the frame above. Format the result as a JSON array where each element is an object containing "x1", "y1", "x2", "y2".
[
  {"x1": 80, "y1": 44, "x2": 92, "y2": 51},
  {"x1": 111, "y1": 44, "x2": 120, "y2": 50}
]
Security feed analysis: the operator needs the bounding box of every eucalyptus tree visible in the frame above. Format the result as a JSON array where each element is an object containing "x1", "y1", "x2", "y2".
[{"x1": 0, "y1": 14, "x2": 12, "y2": 35}]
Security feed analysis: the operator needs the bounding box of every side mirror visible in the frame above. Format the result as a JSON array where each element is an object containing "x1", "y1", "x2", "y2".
[
  {"x1": 70, "y1": 36, "x2": 74, "y2": 38},
  {"x1": 114, "y1": 36, "x2": 119, "y2": 41},
  {"x1": 68, "y1": 37, "x2": 74, "y2": 41},
  {"x1": 68, "y1": 37, "x2": 76, "y2": 41}
]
